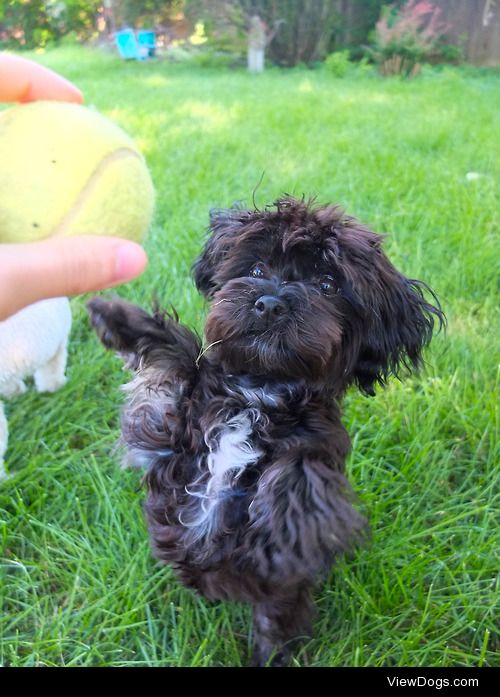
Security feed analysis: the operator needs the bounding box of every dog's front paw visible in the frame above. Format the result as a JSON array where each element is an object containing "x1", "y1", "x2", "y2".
[
  {"x1": 87, "y1": 297, "x2": 125, "y2": 351},
  {"x1": 34, "y1": 374, "x2": 67, "y2": 394},
  {"x1": 87, "y1": 297, "x2": 161, "y2": 371},
  {"x1": 0, "y1": 378, "x2": 27, "y2": 399}
]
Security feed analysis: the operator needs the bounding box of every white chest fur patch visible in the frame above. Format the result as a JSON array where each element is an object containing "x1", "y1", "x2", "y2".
[
  {"x1": 183, "y1": 410, "x2": 262, "y2": 538},
  {"x1": 206, "y1": 411, "x2": 262, "y2": 493}
]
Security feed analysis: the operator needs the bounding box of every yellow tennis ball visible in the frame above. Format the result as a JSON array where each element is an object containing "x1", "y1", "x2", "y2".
[{"x1": 0, "y1": 101, "x2": 155, "y2": 244}]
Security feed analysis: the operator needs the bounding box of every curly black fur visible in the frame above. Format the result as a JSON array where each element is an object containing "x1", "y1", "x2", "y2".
[{"x1": 88, "y1": 196, "x2": 444, "y2": 666}]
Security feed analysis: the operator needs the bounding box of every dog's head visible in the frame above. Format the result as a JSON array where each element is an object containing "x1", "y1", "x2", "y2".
[{"x1": 193, "y1": 197, "x2": 444, "y2": 394}]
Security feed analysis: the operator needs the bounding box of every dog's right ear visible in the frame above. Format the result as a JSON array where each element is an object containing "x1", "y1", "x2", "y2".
[{"x1": 192, "y1": 208, "x2": 244, "y2": 299}]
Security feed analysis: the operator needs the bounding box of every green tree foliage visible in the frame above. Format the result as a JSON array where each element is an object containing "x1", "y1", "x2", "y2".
[
  {"x1": 257, "y1": 0, "x2": 339, "y2": 66},
  {"x1": 187, "y1": 0, "x2": 343, "y2": 66},
  {"x1": 0, "y1": 0, "x2": 101, "y2": 49},
  {"x1": 0, "y1": 0, "x2": 183, "y2": 49},
  {"x1": 112, "y1": 0, "x2": 184, "y2": 28},
  {"x1": 187, "y1": 1, "x2": 392, "y2": 67}
]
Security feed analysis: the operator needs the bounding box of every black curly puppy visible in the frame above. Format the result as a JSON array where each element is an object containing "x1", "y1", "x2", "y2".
[{"x1": 88, "y1": 196, "x2": 443, "y2": 666}]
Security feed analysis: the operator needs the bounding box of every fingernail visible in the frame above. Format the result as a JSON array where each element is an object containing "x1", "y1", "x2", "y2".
[{"x1": 114, "y1": 242, "x2": 148, "y2": 281}]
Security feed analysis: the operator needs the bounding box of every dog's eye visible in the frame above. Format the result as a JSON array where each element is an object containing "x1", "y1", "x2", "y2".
[
  {"x1": 250, "y1": 263, "x2": 266, "y2": 279},
  {"x1": 319, "y1": 275, "x2": 336, "y2": 296}
]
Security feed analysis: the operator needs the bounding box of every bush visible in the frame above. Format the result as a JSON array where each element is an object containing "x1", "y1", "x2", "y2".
[
  {"x1": 368, "y1": 0, "x2": 449, "y2": 78},
  {"x1": 190, "y1": 47, "x2": 241, "y2": 68},
  {"x1": 436, "y1": 41, "x2": 464, "y2": 64},
  {"x1": 353, "y1": 55, "x2": 376, "y2": 78},
  {"x1": 324, "y1": 50, "x2": 352, "y2": 77}
]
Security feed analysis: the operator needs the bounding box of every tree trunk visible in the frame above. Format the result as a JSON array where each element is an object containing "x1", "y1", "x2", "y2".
[{"x1": 248, "y1": 14, "x2": 266, "y2": 72}]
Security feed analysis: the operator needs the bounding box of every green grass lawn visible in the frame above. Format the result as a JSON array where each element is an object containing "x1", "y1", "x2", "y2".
[{"x1": 0, "y1": 46, "x2": 498, "y2": 667}]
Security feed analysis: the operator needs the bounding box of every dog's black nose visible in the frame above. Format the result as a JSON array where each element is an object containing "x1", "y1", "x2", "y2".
[{"x1": 254, "y1": 295, "x2": 286, "y2": 319}]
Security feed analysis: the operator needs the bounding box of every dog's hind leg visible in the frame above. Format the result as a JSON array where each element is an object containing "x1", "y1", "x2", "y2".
[
  {"x1": 251, "y1": 584, "x2": 314, "y2": 667},
  {"x1": 0, "y1": 401, "x2": 8, "y2": 480},
  {"x1": 34, "y1": 342, "x2": 68, "y2": 393}
]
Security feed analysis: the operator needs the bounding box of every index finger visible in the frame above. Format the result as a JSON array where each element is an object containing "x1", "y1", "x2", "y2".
[{"x1": 0, "y1": 53, "x2": 83, "y2": 104}]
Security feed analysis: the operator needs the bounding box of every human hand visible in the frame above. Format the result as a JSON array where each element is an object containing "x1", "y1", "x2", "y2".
[
  {"x1": 0, "y1": 236, "x2": 147, "y2": 320},
  {"x1": 0, "y1": 54, "x2": 148, "y2": 320},
  {"x1": 0, "y1": 52, "x2": 83, "y2": 103}
]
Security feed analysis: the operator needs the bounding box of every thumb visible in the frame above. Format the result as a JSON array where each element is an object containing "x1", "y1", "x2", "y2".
[{"x1": 0, "y1": 236, "x2": 147, "y2": 320}]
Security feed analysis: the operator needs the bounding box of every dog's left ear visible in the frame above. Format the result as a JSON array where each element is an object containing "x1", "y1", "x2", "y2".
[
  {"x1": 192, "y1": 208, "x2": 244, "y2": 298},
  {"x1": 352, "y1": 249, "x2": 444, "y2": 396}
]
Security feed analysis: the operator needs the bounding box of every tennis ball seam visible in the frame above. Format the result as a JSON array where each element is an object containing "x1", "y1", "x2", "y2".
[{"x1": 50, "y1": 147, "x2": 144, "y2": 238}]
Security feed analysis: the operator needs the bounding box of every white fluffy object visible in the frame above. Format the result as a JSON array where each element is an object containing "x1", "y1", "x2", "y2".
[{"x1": 0, "y1": 298, "x2": 72, "y2": 479}]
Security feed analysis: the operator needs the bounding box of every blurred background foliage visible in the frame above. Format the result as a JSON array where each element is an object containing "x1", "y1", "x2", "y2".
[{"x1": 0, "y1": 0, "x2": 475, "y2": 74}]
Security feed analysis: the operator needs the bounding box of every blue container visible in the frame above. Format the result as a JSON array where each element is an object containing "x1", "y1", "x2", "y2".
[
  {"x1": 137, "y1": 30, "x2": 157, "y2": 58},
  {"x1": 115, "y1": 28, "x2": 148, "y2": 60}
]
